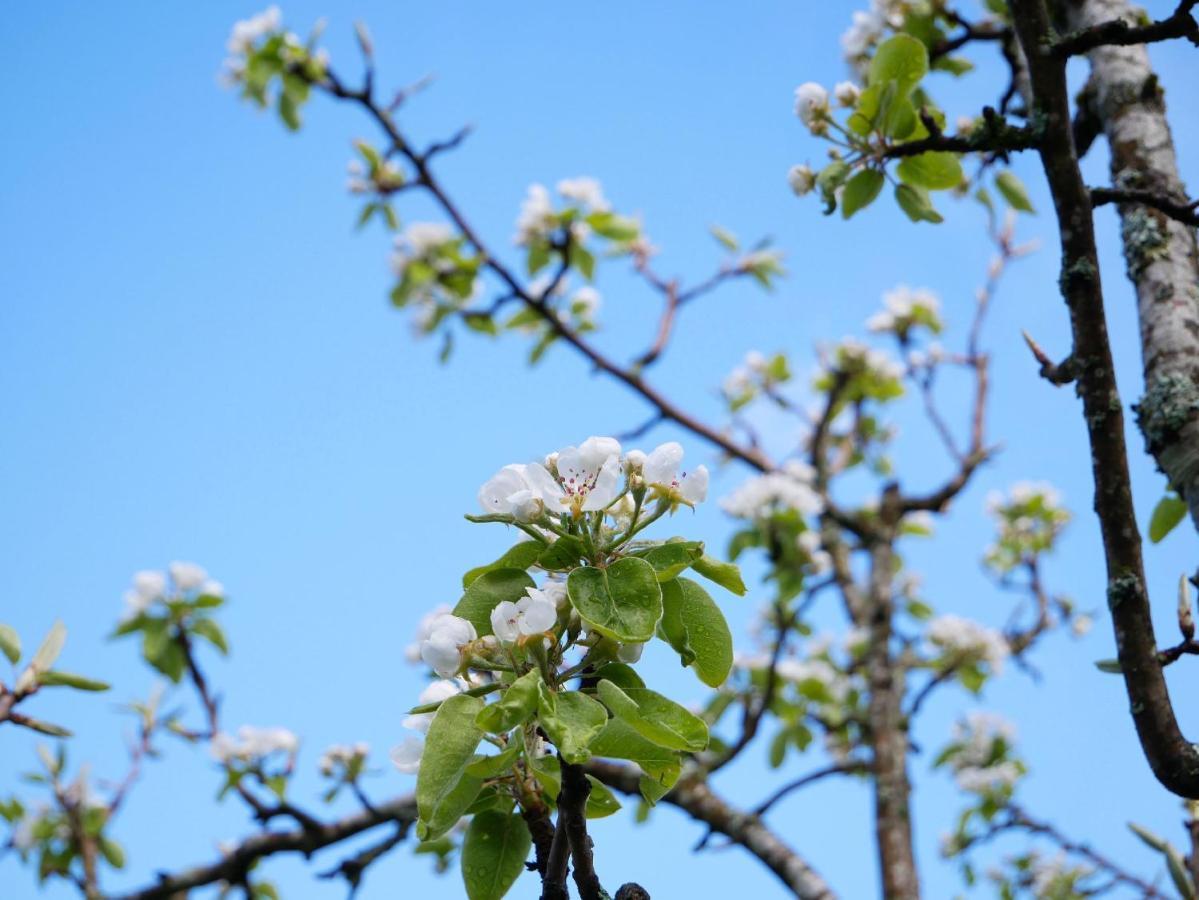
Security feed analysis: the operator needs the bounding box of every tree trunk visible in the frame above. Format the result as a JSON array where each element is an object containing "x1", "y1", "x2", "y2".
[
  {"x1": 1061, "y1": 0, "x2": 1199, "y2": 526},
  {"x1": 866, "y1": 540, "x2": 920, "y2": 899}
]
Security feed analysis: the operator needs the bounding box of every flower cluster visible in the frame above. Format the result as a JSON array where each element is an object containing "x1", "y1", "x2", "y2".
[
  {"x1": 223, "y1": 6, "x2": 283, "y2": 73},
  {"x1": 211, "y1": 726, "x2": 299, "y2": 765},
  {"x1": 514, "y1": 178, "x2": 610, "y2": 247},
  {"x1": 479, "y1": 436, "x2": 708, "y2": 523},
  {"x1": 984, "y1": 482, "x2": 1070, "y2": 574},
  {"x1": 388, "y1": 222, "x2": 482, "y2": 333},
  {"x1": 721, "y1": 460, "x2": 822, "y2": 521},
  {"x1": 721, "y1": 350, "x2": 792, "y2": 410},
  {"x1": 492, "y1": 584, "x2": 564, "y2": 644},
  {"x1": 866, "y1": 285, "x2": 943, "y2": 340},
  {"x1": 220, "y1": 6, "x2": 328, "y2": 120},
  {"x1": 927, "y1": 614, "x2": 1009, "y2": 676},
  {"x1": 318, "y1": 742, "x2": 369, "y2": 778},
  {"x1": 940, "y1": 712, "x2": 1025, "y2": 800},
  {"x1": 121, "y1": 562, "x2": 224, "y2": 622},
  {"x1": 840, "y1": 0, "x2": 907, "y2": 68}
]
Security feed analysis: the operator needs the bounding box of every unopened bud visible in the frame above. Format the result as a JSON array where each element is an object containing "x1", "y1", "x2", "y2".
[{"x1": 1178, "y1": 574, "x2": 1194, "y2": 641}]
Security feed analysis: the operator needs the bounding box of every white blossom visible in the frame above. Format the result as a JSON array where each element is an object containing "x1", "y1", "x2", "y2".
[
  {"x1": 721, "y1": 460, "x2": 823, "y2": 520},
  {"x1": 490, "y1": 590, "x2": 558, "y2": 643},
  {"x1": 642, "y1": 442, "x2": 708, "y2": 507},
  {"x1": 787, "y1": 164, "x2": 817, "y2": 197},
  {"x1": 948, "y1": 712, "x2": 1023, "y2": 795},
  {"x1": 319, "y1": 742, "x2": 369, "y2": 776},
  {"x1": 794, "y1": 83, "x2": 831, "y2": 133},
  {"x1": 617, "y1": 642, "x2": 645, "y2": 664},
  {"x1": 169, "y1": 561, "x2": 209, "y2": 592},
  {"x1": 797, "y1": 530, "x2": 832, "y2": 574},
  {"x1": 571, "y1": 286, "x2": 601, "y2": 319},
  {"x1": 211, "y1": 725, "x2": 298, "y2": 764},
  {"x1": 556, "y1": 177, "x2": 608, "y2": 212},
  {"x1": 833, "y1": 81, "x2": 861, "y2": 107},
  {"x1": 477, "y1": 464, "x2": 547, "y2": 522},
  {"x1": 866, "y1": 285, "x2": 942, "y2": 335},
  {"x1": 391, "y1": 735, "x2": 424, "y2": 774},
  {"x1": 526, "y1": 436, "x2": 623, "y2": 517},
  {"x1": 514, "y1": 183, "x2": 555, "y2": 246},
  {"x1": 927, "y1": 615, "x2": 1009, "y2": 672},
  {"x1": 226, "y1": 6, "x2": 282, "y2": 56},
  {"x1": 402, "y1": 680, "x2": 463, "y2": 732},
  {"x1": 406, "y1": 604, "x2": 451, "y2": 664},
  {"x1": 419, "y1": 613, "x2": 477, "y2": 677}
]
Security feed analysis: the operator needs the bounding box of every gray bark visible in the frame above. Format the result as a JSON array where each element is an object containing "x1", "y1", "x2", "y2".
[{"x1": 1062, "y1": 0, "x2": 1199, "y2": 525}]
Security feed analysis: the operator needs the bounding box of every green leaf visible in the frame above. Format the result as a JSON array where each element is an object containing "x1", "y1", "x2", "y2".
[
  {"x1": 657, "y1": 578, "x2": 733, "y2": 688},
  {"x1": 1094, "y1": 658, "x2": 1123, "y2": 673},
  {"x1": 1149, "y1": 493, "x2": 1188, "y2": 543},
  {"x1": 589, "y1": 212, "x2": 641, "y2": 242},
  {"x1": 190, "y1": 619, "x2": 229, "y2": 656},
  {"x1": 463, "y1": 543, "x2": 543, "y2": 589},
  {"x1": 525, "y1": 736, "x2": 561, "y2": 800},
  {"x1": 587, "y1": 719, "x2": 682, "y2": 787},
  {"x1": 894, "y1": 184, "x2": 944, "y2": 224},
  {"x1": 896, "y1": 152, "x2": 963, "y2": 191},
  {"x1": 933, "y1": 55, "x2": 975, "y2": 76},
  {"x1": 634, "y1": 541, "x2": 704, "y2": 582},
  {"x1": 20, "y1": 718, "x2": 72, "y2": 738},
  {"x1": 841, "y1": 170, "x2": 886, "y2": 220},
  {"x1": 995, "y1": 171, "x2": 1035, "y2": 213},
  {"x1": 710, "y1": 225, "x2": 740, "y2": 252},
  {"x1": 37, "y1": 671, "x2": 110, "y2": 692},
  {"x1": 1129, "y1": 822, "x2": 1169, "y2": 852},
  {"x1": 572, "y1": 245, "x2": 596, "y2": 281},
  {"x1": 465, "y1": 743, "x2": 523, "y2": 779},
  {"x1": 454, "y1": 569, "x2": 536, "y2": 637},
  {"x1": 417, "y1": 694, "x2": 486, "y2": 841},
  {"x1": 590, "y1": 662, "x2": 645, "y2": 691},
  {"x1": 596, "y1": 680, "x2": 709, "y2": 753},
  {"x1": 0, "y1": 624, "x2": 19, "y2": 665},
  {"x1": 32, "y1": 620, "x2": 67, "y2": 673},
  {"x1": 567, "y1": 558, "x2": 662, "y2": 643},
  {"x1": 537, "y1": 536, "x2": 586, "y2": 572},
  {"x1": 278, "y1": 92, "x2": 301, "y2": 131},
  {"x1": 690, "y1": 555, "x2": 746, "y2": 596},
  {"x1": 869, "y1": 34, "x2": 929, "y2": 96},
  {"x1": 461, "y1": 810, "x2": 532, "y2": 900},
  {"x1": 1167, "y1": 843, "x2": 1196, "y2": 900},
  {"x1": 536, "y1": 685, "x2": 608, "y2": 764},
  {"x1": 476, "y1": 669, "x2": 543, "y2": 734},
  {"x1": 584, "y1": 775, "x2": 621, "y2": 819}
]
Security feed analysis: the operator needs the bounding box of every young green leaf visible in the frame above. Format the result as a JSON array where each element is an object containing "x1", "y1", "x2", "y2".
[
  {"x1": 536, "y1": 684, "x2": 608, "y2": 764},
  {"x1": 894, "y1": 184, "x2": 944, "y2": 224},
  {"x1": 896, "y1": 152, "x2": 963, "y2": 191},
  {"x1": 461, "y1": 810, "x2": 532, "y2": 900},
  {"x1": 1149, "y1": 493, "x2": 1187, "y2": 543},
  {"x1": 476, "y1": 669, "x2": 542, "y2": 734},
  {"x1": 584, "y1": 775, "x2": 622, "y2": 819},
  {"x1": 567, "y1": 558, "x2": 663, "y2": 643},
  {"x1": 32, "y1": 620, "x2": 67, "y2": 673},
  {"x1": 690, "y1": 555, "x2": 747, "y2": 596},
  {"x1": 657, "y1": 578, "x2": 734, "y2": 687},
  {"x1": 633, "y1": 541, "x2": 704, "y2": 582},
  {"x1": 868, "y1": 34, "x2": 929, "y2": 97},
  {"x1": 995, "y1": 171, "x2": 1035, "y2": 213},
  {"x1": 417, "y1": 694, "x2": 486, "y2": 841},
  {"x1": 37, "y1": 671, "x2": 110, "y2": 692},
  {"x1": 0, "y1": 624, "x2": 19, "y2": 665},
  {"x1": 463, "y1": 543, "x2": 543, "y2": 589},
  {"x1": 596, "y1": 680, "x2": 709, "y2": 752},
  {"x1": 841, "y1": 170, "x2": 886, "y2": 219}
]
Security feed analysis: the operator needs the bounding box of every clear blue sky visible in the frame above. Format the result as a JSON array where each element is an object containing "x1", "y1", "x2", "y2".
[{"x1": 2, "y1": 3, "x2": 1198, "y2": 898}]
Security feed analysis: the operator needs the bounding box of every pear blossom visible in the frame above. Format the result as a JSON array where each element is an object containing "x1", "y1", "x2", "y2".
[
  {"x1": 391, "y1": 735, "x2": 424, "y2": 774},
  {"x1": 514, "y1": 183, "x2": 555, "y2": 246},
  {"x1": 478, "y1": 464, "x2": 546, "y2": 522},
  {"x1": 528, "y1": 436, "x2": 623, "y2": 517},
  {"x1": 797, "y1": 530, "x2": 832, "y2": 574},
  {"x1": 866, "y1": 285, "x2": 943, "y2": 336},
  {"x1": 794, "y1": 83, "x2": 830, "y2": 134},
  {"x1": 319, "y1": 742, "x2": 369, "y2": 776},
  {"x1": 641, "y1": 442, "x2": 709, "y2": 507},
  {"x1": 402, "y1": 680, "x2": 463, "y2": 732},
  {"x1": 226, "y1": 6, "x2": 282, "y2": 56},
  {"x1": 556, "y1": 177, "x2": 609, "y2": 212},
  {"x1": 419, "y1": 613, "x2": 477, "y2": 677},
  {"x1": 491, "y1": 590, "x2": 558, "y2": 643},
  {"x1": 391, "y1": 222, "x2": 455, "y2": 275},
  {"x1": 211, "y1": 726, "x2": 298, "y2": 764},
  {"x1": 833, "y1": 81, "x2": 861, "y2": 108},
  {"x1": 406, "y1": 603, "x2": 451, "y2": 663},
  {"x1": 531, "y1": 580, "x2": 568, "y2": 610},
  {"x1": 927, "y1": 615, "x2": 1009, "y2": 673},
  {"x1": 169, "y1": 561, "x2": 209, "y2": 592},
  {"x1": 571, "y1": 286, "x2": 602, "y2": 320},
  {"x1": 721, "y1": 461, "x2": 823, "y2": 520},
  {"x1": 133, "y1": 569, "x2": 167, "y2": 600},
  {"x1": 788, "y1": 164, "x2": 816, "y2": 197},
  {"x1": 617, "y1": 642, "x2": 645, "y2": 664},
  {"x1": 946, "y1": 712, "x2": 1023, "y2": 795}
]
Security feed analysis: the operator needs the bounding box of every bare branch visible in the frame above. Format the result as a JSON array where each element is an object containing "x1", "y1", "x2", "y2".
[{"x1": 1052, "y1": 1, "x2": 1199, "y2": 56}]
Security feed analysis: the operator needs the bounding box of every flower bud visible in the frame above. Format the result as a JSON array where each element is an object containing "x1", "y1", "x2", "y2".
[{"x1": 1179, "y1": 574, "x2": 1195, "y2": 641}]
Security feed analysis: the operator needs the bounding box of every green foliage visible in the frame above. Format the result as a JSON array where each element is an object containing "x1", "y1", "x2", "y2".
[
  {"x1": 536, "y1": 684, "x2": 608, "y2": 764},
  {"x1": 596, "y1": 680, "x2": 708, "y2": 752},
  {"x1": 476, "y1": 669, "x2": 542, "y2": 734},
  {"x1": 1149, "y1": 492, "x2": 1187, "y2": 543},
  {"x1": 657, "y1": 578, "x2": 734, "y2": 687},
  {"x1": 461, "y1": 811, "x2": 532, "y2": 900},
  {"x1": 567, "y1": 558, "x2": 663, "y2": 643},
  {"x1": 994, "y1": 171, "x2": 1035, "y2": 213},
  {"x1": 454, "y1": 569, "x2": 536, "y2": 637},
  {"x1": 417, "y1": 695, "x2": 486, "y2": 841}
]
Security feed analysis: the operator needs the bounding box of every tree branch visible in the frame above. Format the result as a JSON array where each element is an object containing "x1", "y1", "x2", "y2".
[
  {"x1": 1052, "y1": 0, "x2": 1199, "y2": 56},
  {"x1": 1091, "y1": 186, "x2": 1199, "y2": 228}
]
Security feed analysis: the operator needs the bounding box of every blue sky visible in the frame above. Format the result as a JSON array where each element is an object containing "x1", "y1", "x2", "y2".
[{"x1": 2, "y1": 2, "x2": 1198, "y2": 898}]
